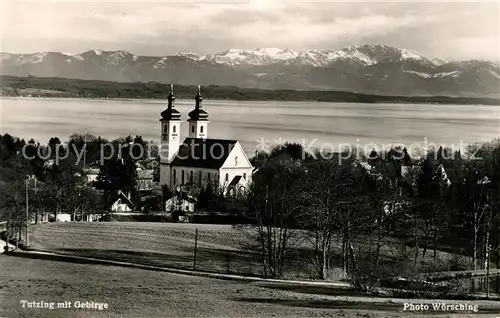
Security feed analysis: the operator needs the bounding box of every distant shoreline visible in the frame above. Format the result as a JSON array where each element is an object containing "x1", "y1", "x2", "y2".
[
  {"x1": 3, "y1": 95, "x2": 500, "y2": 107},
  {"x1": 1, "y1": 75, "x2": 500, "y2": 106}
]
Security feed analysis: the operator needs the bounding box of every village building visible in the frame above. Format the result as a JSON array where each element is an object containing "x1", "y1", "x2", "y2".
[
  {"x1": 136, "y1": 168, "x2": 156, "y2": 192},
  {"x1": 165, "y1": 192, "x2": 197, "y2": 213},
  {"x1": 110, "y1": 190, "x2": 135, "y2": 212},
  {"x1": 158, "y1": 85, "x2": 253, "y2": 194},
  {"x1": 83, "y1": 167, "x2": 100, "y2": 183}
]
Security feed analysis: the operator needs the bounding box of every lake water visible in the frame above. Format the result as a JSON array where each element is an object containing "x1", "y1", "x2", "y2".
[{"x1": 1, "y1": 97, "x2": 499, "y2": 156}]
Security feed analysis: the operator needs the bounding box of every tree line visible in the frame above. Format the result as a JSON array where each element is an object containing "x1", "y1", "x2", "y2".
[
  {"x1": 0, "y1": 133, "x2": 158, "y2": 243},
  {"x1": 2, "y1": 75, "x2": 500, "y2": 105},
  {"x1": 1, "y1": 131, "x2": 499, "y2": 294},
  {"x1": 238, "y1": 140, "x2": 500, "y2": 295}
]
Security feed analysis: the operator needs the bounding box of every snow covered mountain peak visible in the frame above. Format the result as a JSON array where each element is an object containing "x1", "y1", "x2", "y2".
[
  {"x1": 1, "y1": 45, "x2": 498, "y2": 98},
  {"x1": 177, "y1": 45, "x2": 432, "y2": 67},
  {"x1": 28, "y1": 52, "x2": 48, "y2": 64},
  {"x1": 193, "y1": 48, "x2": 300, "y2": 66}
]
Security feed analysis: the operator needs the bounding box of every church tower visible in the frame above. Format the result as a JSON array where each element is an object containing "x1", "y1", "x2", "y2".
[
  {"x1": 188, "y1": 85, "x2": 209, "y2": 139},
  {"x1": 160, "y1": 84, "x2": 182, "y2": 163}
]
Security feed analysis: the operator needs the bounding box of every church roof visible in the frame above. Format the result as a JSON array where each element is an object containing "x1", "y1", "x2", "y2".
[
  {"x1": 161, "y1": 107, "x2": 182, "y2": 121},
  {"x1": 188, "y1": 108, "x2": 209, "y2": 121},
  {"x1": 171, "y1": 138, "x2": 237, "y2": 169}
]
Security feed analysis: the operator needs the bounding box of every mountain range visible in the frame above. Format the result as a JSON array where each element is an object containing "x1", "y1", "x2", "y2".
[{"x1": 1, "y1": 45, "x2": 499, "y2": 97}]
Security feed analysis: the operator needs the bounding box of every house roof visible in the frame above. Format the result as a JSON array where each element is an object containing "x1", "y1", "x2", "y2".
[
  {"x1": 143, "y1": 156, "x2": 157, "y2": 164},
  {"x1": 228, "y1": 175, "x2": 242, "y2": 187},
  {"x1": 83, "y1": 168, "x2": 100, "y2": 175},
  {"x1": 142, "y1": 157, "x2": 159, "y2": 169},
  {"x1": 114, "y1": 190, "x2": 135, "y2": 209},
  {"x1": 171, "y1": 138, "x2": 237, "y2": 169}
]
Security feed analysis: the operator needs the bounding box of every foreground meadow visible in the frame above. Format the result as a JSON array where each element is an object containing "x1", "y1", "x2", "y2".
[
  {"x1": 28, "y1": 222, "x2": 469, "y2": 281},
  {"x1": 2, "y1": 251, "x2": 411, "y2": 317},
  {"x1": 29, "y1": 222, "x2": 267, "y2": 277},
  {"x1": 3, "y1": 241, "x2": 500, "y2": 317}
]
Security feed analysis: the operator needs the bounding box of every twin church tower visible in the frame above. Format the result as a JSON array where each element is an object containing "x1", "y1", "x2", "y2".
[
  {"x1": 159, "y1": 85, "x2": 209, "y2": 163},
  {"x1": 158, "y1": 85, "x2": 254, "y2": 192}
]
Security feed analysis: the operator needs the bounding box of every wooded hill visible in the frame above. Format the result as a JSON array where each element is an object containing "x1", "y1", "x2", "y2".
[{"x1": 2, "y1": 75, "x2": 500, "y2": 105}]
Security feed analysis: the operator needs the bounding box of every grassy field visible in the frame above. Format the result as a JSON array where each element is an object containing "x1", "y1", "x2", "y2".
[
  {"x1": 5, "y1": 252, "x2": 500, "y2": 318},
  {"x1": 29, "y1": 222, "x2": 469, "y2": 281},
  {"x1": 5, "y1": 222, "x2": 500, "y2": 317},
  {"x1": 31, "y1": 222, "x2": 352, "y2": 279},
  {"x1": 2, "y1": 251, "x2": 412, "y2": 318},
  {"x1": 29, "y1": 222, "x2": 278, "y2": 278},
  {"x1": 3, "y1": 248, "x2": 500, "y2": 317}
]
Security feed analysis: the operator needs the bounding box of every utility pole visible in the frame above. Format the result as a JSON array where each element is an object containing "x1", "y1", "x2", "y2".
[
  {"x1": 83, "y1": 128, "x2": 87, "y2": 169},
  {"x1": 193, "y1": 228, "x2": 198, "y2": 271},
  {"x1": 486, "y1": 244, "x2": 491, "y2": 298},
  {"x1": 25, "y1": 176, "x2": 29, "y2": 246},
  {"x1": 34, "y1": 178, "x2": 38, "y2": 224}
]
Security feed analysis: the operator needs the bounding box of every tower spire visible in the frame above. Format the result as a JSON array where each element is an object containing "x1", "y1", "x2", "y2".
[
  {"x1": 188, "y1": 85, "x2": 209, "y2": 139},
  {"x1": 161, "y1": 84, "x2": 181, "y2": 121},
  {"x1": 167, "y1": 84, "x2": 175, "y2": 108},
  {"x1": 195, "y1": 85, "x2": 203, "y2": 108}
]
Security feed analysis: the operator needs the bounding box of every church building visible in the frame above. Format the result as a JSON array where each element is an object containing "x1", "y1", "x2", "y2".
[{"x1": 159, "y1": 85, "x2": 253, "y2": 194}]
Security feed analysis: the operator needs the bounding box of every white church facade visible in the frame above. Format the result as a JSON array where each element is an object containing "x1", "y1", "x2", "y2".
[{"x1": 159, "y1": 85, "x2": 253, "y2": 193}]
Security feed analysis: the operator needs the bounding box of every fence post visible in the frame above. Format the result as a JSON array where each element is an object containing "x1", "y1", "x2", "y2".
[
  {"x1": 193, "y1": 228, "x2": 198, "y2": 271},
  {"x1": 486, "y1": 244, "x2": 491, "y2": 298}
]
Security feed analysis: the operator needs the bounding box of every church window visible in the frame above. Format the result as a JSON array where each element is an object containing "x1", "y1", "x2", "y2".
[
  {"x1": 191, "y1": 125, "x2": 195, "y2": 133},
  {"x1": 235, "y1": 156, "x2": 238, "y2": 166},
  {"x1": 200, "y1": 126, "x2": 204, "y2": 133},
  {"x1": 164, "y1": 125, "x2": 167, "y2": 133},
  {"x1": 225, "y1": 173, "x2": 229, "y2": 182},
  {"x1": 243, "y1": 173, "x2": 247, "y2": 180},
  {"x1": 181, "y1": 170, "x2": 185, "y2": 184},
  {"x1": 173, "y1": 126, "x2": 176, "y2": 133},
  {"x1": 173, "y1": 170, "x2": 176, "y2": 183}
]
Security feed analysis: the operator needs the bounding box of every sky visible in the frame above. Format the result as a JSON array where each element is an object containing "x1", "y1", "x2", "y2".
[{"x1": 1, "y1": 0, "x2": 499, "y2": 61}]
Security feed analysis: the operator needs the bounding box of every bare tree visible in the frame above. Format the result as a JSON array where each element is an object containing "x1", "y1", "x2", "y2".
[
  {"x1": 300, "y1": 160, "x2": 357, "y2": 279},
  {"x1": 0, "y1": 177, "x2": 27, "y2": 250},
  {"x1": 243, "y1": 160, "x2": 303, "y2": 278}
]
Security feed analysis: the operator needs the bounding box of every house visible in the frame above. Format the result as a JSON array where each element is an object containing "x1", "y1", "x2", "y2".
[
  {"x1": 136, "y1": 169, "x2": 155, "y2": 192},
  {"x1": 165, "y1": 193, "x2": 196, "y2": 213},
  {"x1": 52, "y1": 213, "x2": 71, "y2": 222},
  {"x1": 83, "y1": 168, "x2": 100, "y2": 183},
  {"x1": 401, "y1": 163, "x2": 451, "y2": 189},
  {"x1": 110, "y1": 190, "x2": 135, "y2": 212},
  {"x1": 158, "y1": 85, "x2": 253, "y2": 193},
  {"x1": 351, "y1": 160, "x2": 373, "y2": 176}
]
